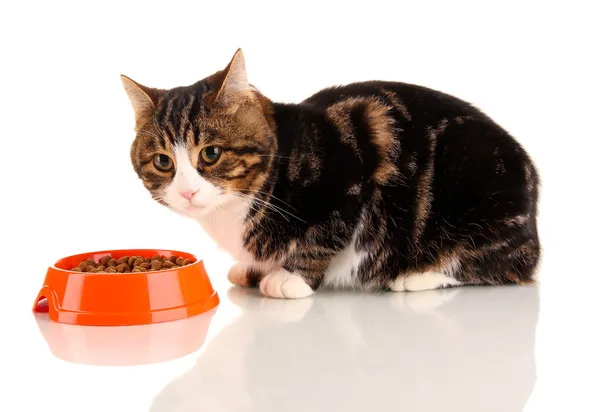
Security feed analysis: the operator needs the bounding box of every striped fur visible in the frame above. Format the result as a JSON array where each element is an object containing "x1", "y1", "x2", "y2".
[{"x1": 122, "y1": 49, "x2": 541, "y2": 297}]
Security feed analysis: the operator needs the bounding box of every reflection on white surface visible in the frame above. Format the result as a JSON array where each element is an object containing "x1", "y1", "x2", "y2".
[
  {"x1": 151, "y1": 286, "x2": 539, "y2": 412},
  {"x1": 35, "y1": 309, "x2": 216, "y2": 366}
]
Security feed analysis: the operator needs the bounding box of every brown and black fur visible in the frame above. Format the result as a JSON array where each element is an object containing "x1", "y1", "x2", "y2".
[{"x1": 123, "y1": 49, "x2": 540, "y2": 292}]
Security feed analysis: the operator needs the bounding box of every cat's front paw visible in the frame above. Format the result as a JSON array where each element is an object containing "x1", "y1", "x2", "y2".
[
  {"x1": 259, "y1": 269, "x2": 314, "y2": 299},
  {"x1": 227, "y1": 263, "x2": 251, "y2": 287}
]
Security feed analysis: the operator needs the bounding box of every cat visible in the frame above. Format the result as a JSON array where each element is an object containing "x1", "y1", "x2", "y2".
[{"x1": 121, "y1": 49, "x2": 540, "y2": 299}]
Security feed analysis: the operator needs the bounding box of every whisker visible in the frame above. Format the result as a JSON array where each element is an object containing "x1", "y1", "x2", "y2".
[
  {"x1": 220, "y1": 203, "x2": 247, "y2": 221},
  {"x1": 232, "y1": 192, "x2": 300, "y2": 223},
  {"x1": 239, "y1": 192, "x2": 306, "y2": 223},
  {"x1": 238, "y1": 194, "x2": 291, "y2": 221},
  {"x1": 230, "y1": 188, "x2": 299, "y2": 212},
  {"x1": 230, "y1": 195, "x2": 278, "y2": 227},
  {"x1": 232, "y1": 195, "x2": 261, "y2": 215},
  {"x1": 234, "y1": 194, "x2": 290, "y2": 222}
]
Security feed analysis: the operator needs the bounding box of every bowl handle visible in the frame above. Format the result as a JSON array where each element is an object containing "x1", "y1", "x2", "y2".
[{"x1": 33, "y1": 286, "x2": 58, "y2": 319}]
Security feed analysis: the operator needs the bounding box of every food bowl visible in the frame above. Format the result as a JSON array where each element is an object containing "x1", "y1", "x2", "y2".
[{"x1": 32, "y1": 249, "x2": 219, "y2": 326}]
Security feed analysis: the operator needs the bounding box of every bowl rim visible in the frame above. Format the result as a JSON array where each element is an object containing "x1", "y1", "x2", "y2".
[{"x1": 50, "y1": 248, "x2": 201, "y2": 276}]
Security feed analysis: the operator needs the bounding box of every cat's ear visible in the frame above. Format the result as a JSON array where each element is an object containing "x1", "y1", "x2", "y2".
[
  {"x1": 214, "y1": 49, "x2": 253, "y2": 106},
  {"x1": 120, "y1": 75, "x2": 162, "y2": 124}
]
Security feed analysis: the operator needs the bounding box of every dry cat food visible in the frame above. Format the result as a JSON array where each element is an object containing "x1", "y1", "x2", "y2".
[{"x1": 70, "y1": 255, "x2": 195, "y2": 273}]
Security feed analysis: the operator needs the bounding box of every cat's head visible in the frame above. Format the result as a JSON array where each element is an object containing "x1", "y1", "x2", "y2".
[{"x1": 121, "y1": 49, "x2": 276, "y2": 218}]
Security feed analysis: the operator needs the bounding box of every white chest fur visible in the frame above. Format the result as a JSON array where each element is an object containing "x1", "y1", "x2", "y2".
[
  {"x1": 322, "y1": 208, "x2": 368, "y2": 289},
  {"x1": 198, "y1": 200, "x2": 252, "y2": 264},
  {"x1": 198, "y1": 199, "x2": 278, "y2": 274},
  {"x1": 200, "y1": 199, "x2": 368, "y2": 287},
  {"x1": 322, "y1": 236, "x2": 367, "y2": 289}
]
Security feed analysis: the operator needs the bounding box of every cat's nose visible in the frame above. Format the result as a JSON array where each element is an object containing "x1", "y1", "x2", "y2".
[{"x1": 180, "y1": 191, "x2": 197, "y2": 201}]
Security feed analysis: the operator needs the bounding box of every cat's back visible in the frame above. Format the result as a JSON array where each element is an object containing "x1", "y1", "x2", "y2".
[{"x1": 301, "y1": 80, "x2": 486, "y2": 124}]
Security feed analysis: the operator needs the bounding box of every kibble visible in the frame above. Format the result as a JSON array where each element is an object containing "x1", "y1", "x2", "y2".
[
  {"x1": 70, "y1": 254, "x2": 195, "y2": 273},
  {"x1": 162, "y1": 260, "x2": 175, "y2": 268},
  {"x1": 116, "y1": 263, "x2": 131, "y2": 273}
]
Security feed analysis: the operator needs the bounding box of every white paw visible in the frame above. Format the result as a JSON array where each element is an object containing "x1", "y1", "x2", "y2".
[
  {"x1": 227, "y1": 263, "x2": 250, "y2": 287},
  {"x1": 404, "y1": 271, "x2": 461, "y2": 292},
  {"x1": 389, "y1": 276, "x2": 406, "y2": 292},
  {"x1": 259, "y1": 269, "x2": 314, "y2": 299}
]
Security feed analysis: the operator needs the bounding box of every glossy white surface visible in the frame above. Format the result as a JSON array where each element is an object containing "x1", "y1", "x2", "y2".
[
  {"x1": 3, "y1": 272, "x2": 599, "y2": 412},
  {"x1": 2, "y1": 1, "x2": 599, "y2": 411},
  {"x1": 151, "y1": 286, "x2": 540, "y2": 412}
]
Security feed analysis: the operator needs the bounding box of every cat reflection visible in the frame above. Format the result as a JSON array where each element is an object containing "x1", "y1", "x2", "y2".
[{"x1": 151, "y1": 286, "x2": 538, "y2": 412}]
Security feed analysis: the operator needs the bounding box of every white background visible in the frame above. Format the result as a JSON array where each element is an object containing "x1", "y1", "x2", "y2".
[{"x1": 1, "y1": 1, "x2": 598, "y2": 411}]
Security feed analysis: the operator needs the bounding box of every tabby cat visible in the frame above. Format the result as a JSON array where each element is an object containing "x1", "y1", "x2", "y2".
[{"x1": 121, "y1": 49, "x2": 540, "y2": 299}]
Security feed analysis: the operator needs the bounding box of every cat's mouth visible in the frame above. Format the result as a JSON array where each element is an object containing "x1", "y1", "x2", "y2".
[
  {"x1": 167, "y1": 202, "x2": 208, "y2": 218},
  {"x1": 185, "y1": 204, "x2": 207, "y2": 212},
  {"x1": 172, "y1": 193, "x2": 239, "y2": 218}
]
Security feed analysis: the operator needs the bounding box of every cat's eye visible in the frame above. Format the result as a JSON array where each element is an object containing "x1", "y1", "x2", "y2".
[
  {"x1": 200, "y1": 146, "x2": 222, "y2": 165},
  {"x1": 153, "y1": 154, "x2": 173, "y2": 172}
]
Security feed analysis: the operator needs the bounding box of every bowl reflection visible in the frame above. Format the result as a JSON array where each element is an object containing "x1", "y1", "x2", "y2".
[{"x1": 34, "y1": 309, "x2": 216, "y2": 366}]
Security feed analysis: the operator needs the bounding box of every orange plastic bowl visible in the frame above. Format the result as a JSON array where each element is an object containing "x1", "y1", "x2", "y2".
[{"x1": 32, "y1": 249, "x2": 219, "y2": 326}]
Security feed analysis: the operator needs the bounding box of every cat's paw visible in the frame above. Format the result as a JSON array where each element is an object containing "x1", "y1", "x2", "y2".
[
  {"x1": 389, "y1": 276, "x2": 406, "y2": 292},
  {"x1": 227, "y1": 263, "x2": 251, "y2": 287},
  {"x1": 389, "y1": 271, "x2": 462, "y2": 292},
  {"x1": 404, "y1": 271, "x2": 462, "y2": 292},
  {"x1": 259, "y1": 269, "x2": 314, "y2": 299}
]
